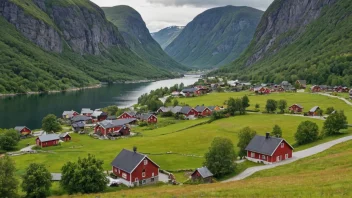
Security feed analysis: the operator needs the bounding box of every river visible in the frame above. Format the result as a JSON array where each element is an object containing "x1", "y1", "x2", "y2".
[{"x1": 0, "y1": 75, "x2": 199, "y2": 129}]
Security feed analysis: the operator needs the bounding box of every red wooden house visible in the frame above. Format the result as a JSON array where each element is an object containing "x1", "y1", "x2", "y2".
[
  {"x1": 334, "y1": 86, "x2": 349, "y2": 93},
  {"x1": 308, "y1": 106, "x2": 321, "y2": 116},
  {"x1": 295, "y1": 80, "x2": 307, "y2": 89},
  {"x1": 191, "y1": 167, "x2": 213, "y2": 183},
  {"x1": 246, "y1": 133, "x2": 294, "y2": 164},
  {"x1": 91, "y1": 110, "x2": 108, "y2": 123},
  {"x1": 59, "y1": 133, "x2": 71, "y2": 142},
  {"x1": 157, "y1": 107, "x2": 172, "y2": 114},
  {"x1": 62, "y1": 110, "x2": 79, "y2": 119},
  {"x1": 139, "y1": 114, "x2": 158, "y2": 124},
  {"x1": 195, "y1": 106, "x2": 212, "y2": 117},
  {"x1": 288, "y1": 104, "x2": 304, "y2": 113},
  {"x1": 36, "y1": 134, "x2": 60, "y2": 148},
  {"x1": 311, "y1": 85, "x2": 321, "y2": 92},
  {"x1": 81, "y1": 108, "x2": 93, "y2": 117},
  {"x1": 94, "y1": 119, "x2": 136, "y2": 136},
  {"x1": 254, "y1": 87, "x2": 271, "y2": 94},
  {"x1": 118, "y1": 111, "x2": 137, "y2": 119},
  {"x1": 181, "y1": 88, "x2": 201, "y2": 97},
  {"x1": 14, "y1": 126, "x2": 32, "y2": 136},
  {"x1": 180, "y1": 106, "x2": 198, "y2": 118},
  {"x1": 111, "y1": 148, "x2": 160, "y2": 187}
]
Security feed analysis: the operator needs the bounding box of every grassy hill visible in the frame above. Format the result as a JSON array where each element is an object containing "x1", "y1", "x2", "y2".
[
  {"x1": 151, "y1": 26, "x2": 184, "y2": 49},
  {"x1": 165, "y1": 6, "x2": 263, "y2": 69},
  {"x1": 103, "y1": 6, "x2": 189, "y2": 72},
  {"x1": 213, "y1": 0, "x2": 352, "y2": 86},
  {"x1": 0, "y1": 0, "x2": 173, "y2": 94}
]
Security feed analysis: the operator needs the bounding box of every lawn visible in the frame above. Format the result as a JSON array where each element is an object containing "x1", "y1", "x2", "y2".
[{"x1": 53, "y1": 140, "x2": 352, "y2": 198}]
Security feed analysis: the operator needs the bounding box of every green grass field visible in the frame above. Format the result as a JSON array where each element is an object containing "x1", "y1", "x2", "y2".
[{"x1": 54, "y1": 140, "x2": 352, "y2": 198}]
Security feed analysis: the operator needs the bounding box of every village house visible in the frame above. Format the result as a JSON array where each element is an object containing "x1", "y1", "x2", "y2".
[
  {"x1": 72, "y1": 122, "x2": 85, "y2": 132},
  {"x1": 208, "y1": 106, "x2": 221, "y2": 112},
  {"x1": 171, "y1": 91, "x2": 181, "y2": 97},
  {"x1": 181, "y1": 88, "x2": 201, "y2": 97},
  {"x1": 171, "y1": 106, "x2": 183, "y2": 114},
  {"x1": 107, "y1": 115, "x2": 117, "y2": 120},
  {"x1": 71, "y1": 115, "x2": 92, "y2": 124},
  {"x1": 295, "y1": 80, "x2": 307, "y2": 89},
  {"x1": 308, "y1": 106, "x2": 321, "y2": 116},
  {"x1": 81, "y1": 108, "x2": 94, "y2": 117},
  {"x1": 311, "y1": 85, "x2": 321, "y2": 92},
  {"x1": 14, "y1": 126, "x2": 32, "y2": 136},
  {"x1": 36, "y1": 134, "x2": 60, "y2": 148},
  {"x1": 288, "y1": 104, "x2": 304, "y2": 113},
  {"x1": 334, "y1": 86, "x2": 349, "y2": 93},
  {"x1": 118, "y1": 111, "x2": 138, "y2": 119},
  {"x1": 157, "y1": 107, "x2": 172, "y2": 114},
  {"x1": 195, "y1": 106, "x2": 212, "y2": 117},
  {"x1": 62, "y1": 110, "x2": 79, "y2": 119},
  {"x1": 139, "y1": 113, "x2": 158, "y2": 124},
  {"x1": 94, "y1": 118, "x2": 136, "y2": 136},
  {"x1": 91, "y1": 109, "x2": 108, "y2": 123},
  {"x1": 246, "y1": 133, "x2": 294, "y2": 164},
  {"x1": 111, "y1": 148, "x2": 160, "y2": 187},
  {"x1": 270, "y1": 85, "x2": 285, "y2": 92},
  {"x1": 195, "y1": 86, "x2": 210, "y2": 94},
  {"x1": 180, "y1": 106, "x2": 198, "y2": 118},
  {"x1": 59, "y1": 132, "x2": 71, "y2": 142},
  {"x1": 254, "y1": 86, "x2": 271, "y2": 94},
  {"x1": 191, "y1": 167, "x2": 213, "y2": 183}
]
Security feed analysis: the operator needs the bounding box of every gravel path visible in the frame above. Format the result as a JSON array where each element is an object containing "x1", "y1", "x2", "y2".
[
  {"x1": 317, "y1": 93, "x2": 352, "y2": 106},
  {"x1": 222, "y1": 135, "x2": 352, "y2": 182},
  {"x1": 20, "y1": 145, "x2": 35, "y2": 152}
]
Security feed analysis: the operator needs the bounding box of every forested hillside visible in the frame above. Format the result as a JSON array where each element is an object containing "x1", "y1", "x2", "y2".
[
  {"x1": 165, "y1": 6, "x2": 263, "y2": 69},
  {"x1": 151, "y1": 26, "x2": 184, "y2": 49},
  {"x1": 103, "y1": 6, "x2": 189, "y2": 72},
  {"x1": 214, "y1": 0, "x2": 352, "y2": 85},
  {"x1": 0, "y1": 0, "x2": 173, "y2": 94}
]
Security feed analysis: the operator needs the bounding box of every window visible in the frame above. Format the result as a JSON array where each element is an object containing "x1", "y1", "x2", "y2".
[
  {"x1": 142, "y1": 169, "x2": 146, "y2": 177},
  {"x1": 135, "y1": 178, "x2": 138, "y2": 182},
  {"x1": 285, "y1": 154, "x2": 289, "y2": 159},
  {"x1": 251, "y1": 152, "x2": 255, "y2": 158},
  {"x1": 144, "y1": 159, "x2": 148, "y2": 165},
  {"x1": 262, "y1": 155, "x2": 266, "y2": 160},
  {"x1": 151, "y1": 177, "x2": 155, "y2": 182},
  {"x1": 122, "y1": 173, "x2": 127, "y2": 179},
  {"x1": 142, "y1": 180, "x2": 146, "y2": 184},
  {"x1": 281, "y1": 143, "x2": 284, "y2": 148}
]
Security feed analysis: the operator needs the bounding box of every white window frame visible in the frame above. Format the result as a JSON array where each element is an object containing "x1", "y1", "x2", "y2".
[
  {"x1": 152, "y1": 172, "x2": 154, "y2": 177},
  {"x1": 135, "y1": 178, "x2": 138, "y2": 182},
  {"x1": 122, "y1": 173, "x2": 127, "y2": 179},
  {"x1": 285, "y1": 154, "x2": 289, "y2": 159},
  {"x1": 262, "y1": 155, "x2": 266, "y2": 160},
  {"x1": 142, "y1": 171, "x2": 146, "y2": 177},
  {"x1": 281, "y1": 143, "x2": 284, "y2": 148},
  {"x1": 251, "y1": 152, "x2": 255, "y2": 158},
  {"x1": 144, "y1": 159, "x2": 148, "y2": 165}
]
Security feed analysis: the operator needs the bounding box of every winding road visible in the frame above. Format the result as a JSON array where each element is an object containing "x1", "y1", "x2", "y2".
[{"x1": 223, "y1": 135, "x2": 352, "y2": 182}]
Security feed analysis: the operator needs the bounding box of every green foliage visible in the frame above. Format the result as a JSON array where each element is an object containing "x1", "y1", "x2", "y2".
[
  {"x1": 237, "y1": 127, "x2": 257, "y2": 158},
  {"x1": 226, "y1": 97, "x2": 245, "y2": 116},
  {"x1": 265, "y1": 99, "x2": 278, "y2": 113},
  {"x1": 164, "y1": 96, "x2": 173, "y2": 106},
  {"x1": 326, "y1": 107, "x2": 335, "y2": 115},
  {"x1": 272, "y1": 125, "x2": 283, "y2": 138},
  {"x1": 160, "y1": 111, "x2": 174, "y2": 118},
  {"x1": 60, "y1": 154, "x2": 108, "y2": 194},
  {"x1": 0, "y1": 156, "x2": 19, "y2": 198},
  {"x1": 0, "y1": 129, "x2": 20, "y2": 151},
  {"x1": 255, "y1": 103, "x2": 260, "y2": 110},
  {"x1": 173, "y1": 99, "x2": 179, "y2": 107},
  {"x1": 204, "y1": 137, "x2": 237, "y2": 177},
  {"x1": 22, "y1": 163, "x2": 52, "y2": 198},
  {"x1": 242, "y1": 95, "x2": 250, "y2": 108},
  {"x1": 102, "y1": 106, "x2": 119, "y2": 116},
  {"x1": 42, "y1": 114, "x2": 62, "y2": 132},
  {"x1": 278, "y1": 99, "x2": 287, "y2": 113},
  {"x1": 323, "y1": 111, "x2": 348, "y2": 136},
  {"x1": 210, "y1": 110, "x2": 227, "y2": 122},
  {"x1": 295, "y1": 121, "x2": 319, "y2": 145}
]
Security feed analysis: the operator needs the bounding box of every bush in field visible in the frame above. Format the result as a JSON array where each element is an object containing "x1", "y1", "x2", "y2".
[
  {"x1": 295, "y1": 121, "x2": 319, "y2": 145},
  {"x1": 22, "y1": 163, "x2": 52, "y2": 198},
  {"x1": 272, "y1": 125, "x2": 283, "y2": 138},
  {"x1": 0, "y1": 156, "x2": 19, "y2": 198},
  {"x1": 265, "y1": 99, "x2": 277, "y2": 113},
  {"x1": 323, "y1": 110, "x2": 348, "y2": 136}
]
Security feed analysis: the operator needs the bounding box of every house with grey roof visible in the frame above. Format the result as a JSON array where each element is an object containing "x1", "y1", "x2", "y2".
[
  {"x1": 71, "y1": 115, "x2": 92, "y2": 123},
  {"x1": 181, "y1": 87, "x2": 200, "y2": 97},
  {"x1": 139, "y1": 113, "x2": 158, "y2": 124},
  {"x1": 72, "y1": 122, "x2": 85, "y2": 132},
  {"x1": 81, "y1": 108, "x2": 93, "y2": 116},
  {"x1": 180, "y1": 106, "x2": 198, "y2": 118},
  {"x1": 246, "y1": 133, "x2": 294, "y2": 164},
  {"x1": 308, "y1": 106, "x2": 321, "y2": 116},
  {"x1": 62, "y1": 110, "x2": 79, "y2": 119},
  {"x1": 95, "y1": 119, "x2": 137, "y2": 136},
  {"x1": 157, "y1": 107, "x2": 172, "y2": 114},
  {"x1": 117, "y1": 111, "x2": 138, "y2": 119},
  {"x1": 195, "y1": 105, "x2": 212, "y2": 117},
  {"x1": 171, "y1": 106, "x2": 183, "y2": 114},
  {"x1": 288, "y1": 104, "x2": 304, "y2": 113},
  {"x1": 59, "y1": 132, "x2": 71, "y2": 142},
  {"x1": 111, "y1": 148, "x2": 160, "y2": 187},
  {"x1": 191, "y1": 167, "x2": 213, "y2": 183},
  {"x1": 14, "y1": 126, "x2": 32, "y2": 136},
  {"x1": 36, "y1": 134, "x2": 60, "y2": 148},
  {"x1": 295, "y1": 80, "x2": 307, "y2": 89}
]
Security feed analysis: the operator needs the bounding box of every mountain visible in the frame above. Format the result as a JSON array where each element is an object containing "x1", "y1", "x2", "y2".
[
  {"x1": 151, "y1": 26, "x2": 184, "y2": 49},
  {"x1": 0, "y1": 0, "x2": 173, "y2": 94},
  {"x1": 102, "y1": 6, "x2": 189, "y2": 72},
  {"x1": 214, "y1": 0, "x2": 352, "y2": 86},
  {"x1": 165, "y1": 6, "x2": 263, "y2": 69}
]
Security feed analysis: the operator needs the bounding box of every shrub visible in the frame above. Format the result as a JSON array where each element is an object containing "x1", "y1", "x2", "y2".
[{"x1": 295, "y1": 121, "x2": 319, "y2": 145}]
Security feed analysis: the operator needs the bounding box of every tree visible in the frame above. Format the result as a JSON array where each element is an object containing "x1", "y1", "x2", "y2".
[
  {"x1": 42, "y1": 114, "x2": 62, "y2": 132},
  {"x1": 227, "y1": 97, "x2": 245, "y2": 115},
  {"x1": 255, "y1": 103, "x2": 260, "y2": 110},
  {"x1": 0, "y1": 129, "x2": 20, "y2": 151},
  {"x1": 325, "y1": 107, "x2": 335, "y2": 115},
  {"x1": 22, "y1": 163, "x2": 52, "y2": 198},
  {"x1": 242, "y1": 95, "x2": 250, "y2": 109},
  {"x1": 237, "y1": 127, "x2": 257, "y2": 158},
  {"x1": 147, "y1": 99, "x2": 163, "y2": 111},
  {"x1": 0, "y1": 156, "x2": 19, "y2": 198},
  {"x1": 265, "y1": 99, "x2": 277, "y2": 113},
  {"x1": 173, "y1": 99, "x2": 179, "y2": 106},
  {"x1": 272, "y1": 125, "x2": 283, "y2": 138},
  {"x1": 102, "y1": 106, "x2": 119, "y2": 116},
  {"x1": 164, "y1": 96, "x2": 172, "y2": 105},
  {"x1": 204, "y1": 137, "x2": 236, "y2": 177},
  {"x1": 295, "y1": 121, "x2": 319, "y2": 145},
  {"x1": 278, "y1": 100, "x2": 287, "y2": 113},
  {"x1": 323, "y1": 110, "x2": 348, "y2": 136},
  {"x1": 61, "y1": 154, "x2": 108, "y2": 194}
]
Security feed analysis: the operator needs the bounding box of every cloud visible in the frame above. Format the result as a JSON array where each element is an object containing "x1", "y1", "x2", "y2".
[{"x1": 146, "y1": 0, "x2": 273, "y2": 10}]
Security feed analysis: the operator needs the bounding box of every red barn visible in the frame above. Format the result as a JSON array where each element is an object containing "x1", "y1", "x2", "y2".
[
  {"x1": 308, "y1": 106, "x2": 321, "y2": 116},
  {"x1": 139, "y1": 114, "x2": 158, "y2": 124},
  {"x1": 94, "y1": 119, "x2": 136, "y2": 136},
  {"x1": 246, "y1": 133, "x2": 294, "y2": 164},
  {"x1": 191, "y1": 167, "x2": 213, "y2": 183},
  {"x1": 111, "y1": 148, "x2": 160, "y2": 187},
  {"x1": 14, "y1": 126, "x2": 32, "y2": 136},
  {"x1": 59, "y1": 133, "x2": 71, "y2": 142},
  {"x1": 311, "y1": 85, "x2": 321, "y2": 92},
  {"x1": 195, "y1": 106, "x2": 212, "y2": 117},
  {"x1": 62, "y1": 110, "x2": 79, "y2": 119},
  {"x1": 118, "y1": 112, "x2": 137, "y2": 119},
  {"x1": 180, "y1": 106, "x2": 198, "y2": 118},
  {"x1": 36, "y1": 134, "x2": 60, "y2": 148},
  {"x1": 288, "y1": 104, "x2": 304, "y2": 113}
]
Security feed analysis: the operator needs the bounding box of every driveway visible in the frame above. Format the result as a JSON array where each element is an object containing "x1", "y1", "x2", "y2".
[
  {"x1": 20, "y1": 145, "x2": 35, "y2": 152},
  {"x1": 223, "y1": 135, "x2": 352, "y2": 182}
]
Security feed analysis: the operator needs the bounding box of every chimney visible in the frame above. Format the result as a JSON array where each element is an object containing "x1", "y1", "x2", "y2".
[
  {"x1": 266, "y1": 132, "x2": 270, "y2": 139},
  {"x1": 133, "y1": 146, "x2": 137, "y2": 153}
]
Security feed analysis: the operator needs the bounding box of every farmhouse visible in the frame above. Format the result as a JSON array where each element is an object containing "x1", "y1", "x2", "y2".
[
  {"x1": 94, "y1": 119, "x2": 136, "y2": 136},
  {"x1": 81, "y1": 108, "x2": 93, "y2": 116},
  {"x1": 36, "y1": 134, "x2": 60, "y2": 148},
  {"x1": 181, "y1": 88, "x2": 200, "y2": 97},
  {"x1": 246, "y1": 133, "x2": 294, "y2": 164},
  {"x1": 118, "y1": 111, "x2": 137, "y2": 119},
  {"x1": 72, "y1": 122, "x2": 85, "y2": 132},
  {"x1": 171, "y1": 91, "x2": 181, "y2": 97},
  {"x1": 308, "y1": 106, "x2": 321, "y2": 116},
  {"x1": 139, "y1": 113, "x2": 158, "y2": 124},
  {"x1": 171, "y1": 106, "x2": 183, "y2": 114},
  {"x1": 334, "y1": 86, "x2": 349, "y2": 93},
  {"x1": 191, "y1": 167, "x2": 213, "y2": 183},
  {"x1": 111, "y1": 148, "x2": 160, "y2": 187},
  {"x1": 91, "y1": 109, "x2": 108, "y2": 122},
  {"x1": 288, "y1": 104, "x2": 304, "y2": 113},
  {"x1": 180, "y1": 106, "x2": 198, "y2": 118},
  {"x1": 195, "y1": 106, "x2": 212, "y2": 117},
  {"x1": 208, "y1": 106, "x2": 221, "y2": 112},
  {"x1": 71, "y1": 115, "x2": 92, "y2": 123},
  {"x1": 157, "y1": 107, "x2": 172, "y2": 114},
  {"x1": 59, "y1": 132, "x2": 71, "y2": 142},
  {"x1": 14, "y1": 126, "x2": 32, "y2": 136},
  {"x1": 62, "y1": 110, "x2": 79, "y2": 119},
  {"x1": 295, "y1": 80, "x2": 307, "y2": 89},
  {"x1": 254, "y1": 86, "x2": 270, "y2": 94},
  {"x1": 311, "y1": 85, "x2": 321, "y2": 92}
]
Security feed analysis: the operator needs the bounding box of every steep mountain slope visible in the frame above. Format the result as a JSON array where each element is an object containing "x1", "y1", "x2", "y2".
[
  {"x1": 214, "y1": 0, "x2": 352, "y2": 85},
  {"x1": 103, "y1": 6, "x2": 189, "y2": 72},
  {"x1": 151, "y1": 26, "x2": 184, "y2": 49},
  {"x1": 165, "y1": 6, "x2": 263, "y2": 69},
  {"x1": 0, "y1": 0, "x2": 172, "y2": 94}
]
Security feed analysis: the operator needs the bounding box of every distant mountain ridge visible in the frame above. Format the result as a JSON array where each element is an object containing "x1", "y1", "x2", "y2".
[
  {"x1": 213, "y1": 0, "x2": 352, "y2": 86},
  {"x1": 151, "y1": 26, "x2": 184, "y2": 49},
  {"x1": 165, "y1": 6, "x2": 263, "y2": 69},
  {"x1": 103, "y1": 6, "x2": 189, "y2": 72}
]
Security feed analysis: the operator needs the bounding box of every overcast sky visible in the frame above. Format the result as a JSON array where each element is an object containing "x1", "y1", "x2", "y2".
[{"x1": 91, "y1": 0, "x2": 274, "y2": 32}]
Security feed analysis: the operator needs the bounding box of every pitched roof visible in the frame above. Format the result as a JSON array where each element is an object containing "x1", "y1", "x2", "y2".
[
  {"x1": 59, "y1": 132, "x2": 70, "y2": 138},
  {"x1": 193, "y1": 167, "x2": 213, "y2": 178},
  {"x1": 158, "y1": 107, "x2": 172, "y2": 112},
  {"x1": 195, "y1": 105, "x2": 208, "y2": 112},
  {"x1": 111, "y1": 149, "x2": 160, "y2": 173},
  {"x1": 62, "y1": 110, "x2": 77, "y2": 116},
  {"x1": 72, "y1": 122, "x2": 85, "y2": 128},
  {"x1": 81, "y1": 108, "x2": 93, "y2": 114},
  {"x1": 92, "y1": 110, "x2": 104, "y2": 117},
  {"x1": 245, "y1": 135, "x2": 293, "y2": 156},
  {"x1": 290, "y1": 104, "x2": 303, "y2": 109},
  {"x1": 180, "y1": 106, "x2": 192, "y2": 114},
  {"x1": 107, "y1": 116, "x2": 117, "y2": 120},
  {"x1": 38, "y1": 134, "x2": 60, "y2": 142},
  {"x1": 71, "y1": 115, "x2": 92, "y2": 123},
  {"x1": 98, "y1": 118, "x2": 136, "y2": 129},
  {"x1": 182, "y1": 88, "x2": 198, "y2": 93},
  {"x1": 309, "y1": 106, "x2": 320, "y2": 113},
  {"x1": 139, "y1": 113, "x2": 154, "y2": 120},
  {"x1": 171, "y1": 106, "x2": 183, "y2": 114},
  {"x1": 14, "y1": 126, "x2": 29, "y2": 132}
]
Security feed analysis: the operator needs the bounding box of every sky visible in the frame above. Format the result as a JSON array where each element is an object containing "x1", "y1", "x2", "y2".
[{"x1": 91, "y1": 0, "x2": 274, "y2": 33}]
